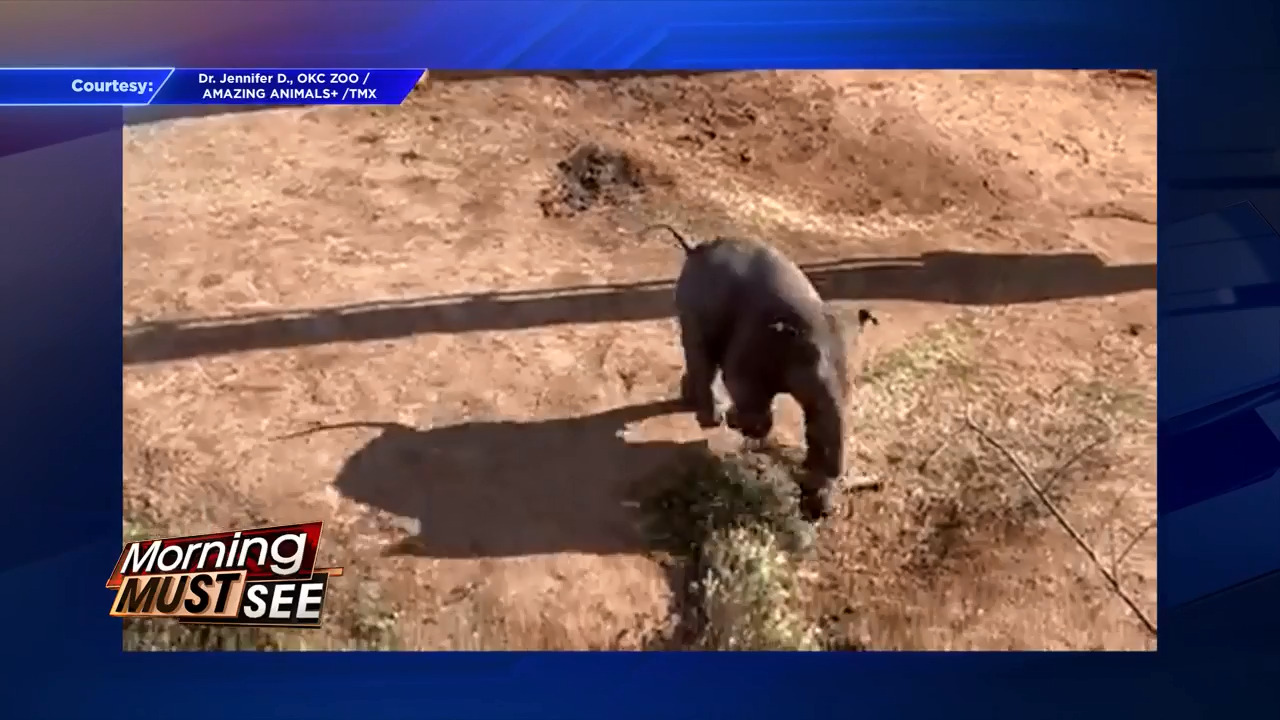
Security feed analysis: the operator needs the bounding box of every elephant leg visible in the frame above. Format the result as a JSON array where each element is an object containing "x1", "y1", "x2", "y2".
[
  {"x1": 721, "y1": 341, "x2": 776, "y2": 441},
  {"x1": 679, "y1": 322, "x2": 724, "y2": 429}
]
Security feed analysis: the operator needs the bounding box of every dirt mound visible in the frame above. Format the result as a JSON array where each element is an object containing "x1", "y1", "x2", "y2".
[
  {"x1": 538, "y1": 143, "x2": 651, "y2": 218},
  {"x1": 574, "y1": 72, "x2": 1003, "y2": 218}
]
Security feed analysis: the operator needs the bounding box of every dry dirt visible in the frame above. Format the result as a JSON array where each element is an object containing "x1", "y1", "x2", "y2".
[{"x1": 122, "y1": 70, "x2": 1157, "y2": 651}]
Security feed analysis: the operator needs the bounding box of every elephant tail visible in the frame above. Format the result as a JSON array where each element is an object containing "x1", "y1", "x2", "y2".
[{"x1": 639, "y1": 223, "x2": 697, "y2": 254}]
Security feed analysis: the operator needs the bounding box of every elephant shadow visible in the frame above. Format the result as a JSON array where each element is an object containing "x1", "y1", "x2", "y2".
[{"x1": 327, "y1": 399, "x2": 699, "y2": 559}]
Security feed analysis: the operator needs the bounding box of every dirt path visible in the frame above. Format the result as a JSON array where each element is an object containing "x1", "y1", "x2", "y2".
[{"x1": 123, "y1": 70, "x2": 1156, "y2": 650}]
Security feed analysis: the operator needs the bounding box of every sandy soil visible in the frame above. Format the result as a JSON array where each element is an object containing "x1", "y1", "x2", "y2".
[{"x1": 123, "y1": 70, "x2": 1157, "y2": 650}]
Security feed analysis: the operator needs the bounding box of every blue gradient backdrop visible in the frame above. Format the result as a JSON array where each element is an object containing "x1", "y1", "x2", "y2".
[{"x1": 0, "y1": 0, "x2": 1277, "y2": 717}]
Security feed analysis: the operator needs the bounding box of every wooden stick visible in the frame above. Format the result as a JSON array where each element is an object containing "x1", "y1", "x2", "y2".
[
  {"x1": 1116, "y1": 519, "x2": 1157, "y2": 566},
  {"x1": 1041, "y1": 430, "x2": 1112, "y2": 493},
  {"x1": 964, "y1": 408, "x2": 1157, "y2": 637},
  {"x1": 1091, "y1": 478, "x2": 1139, "y2": 542},
  {"x1": 917, "y1": 439, "x2": 950, "y2": 473}
]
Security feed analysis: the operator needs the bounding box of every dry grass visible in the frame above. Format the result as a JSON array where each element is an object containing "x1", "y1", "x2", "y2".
[
  {"x1": 815, "y1": 306, "x2": 1156, "y2": 651},
  {"x1": 631, "y1": 303, "x2": 1155, "y2": 652}
]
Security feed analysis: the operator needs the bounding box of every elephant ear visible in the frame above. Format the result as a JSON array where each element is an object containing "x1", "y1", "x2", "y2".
[
  {"x1": 821, "y1": 307, "x2": 843, "y2": 336},
  {"x1": 819, "y1": 307, "x2": 877, "y2": 335}
]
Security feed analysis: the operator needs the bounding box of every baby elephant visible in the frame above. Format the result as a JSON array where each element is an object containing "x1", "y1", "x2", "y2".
[{"x1": 644, "y1": 224, "x2": 878, "y2": 521}]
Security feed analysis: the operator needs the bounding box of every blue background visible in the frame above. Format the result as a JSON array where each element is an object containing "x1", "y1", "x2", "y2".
[{"x1": 1, "y1": 0, "x2": 1278, "y2": 717}]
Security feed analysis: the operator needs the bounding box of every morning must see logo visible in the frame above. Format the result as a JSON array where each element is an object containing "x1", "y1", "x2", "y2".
[{"x1": 107, "y1": 522, "x2": 343, "y2": 628}]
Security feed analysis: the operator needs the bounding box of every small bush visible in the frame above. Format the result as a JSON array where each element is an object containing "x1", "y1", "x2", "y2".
[
  {"x1": 123, "y1": 618, "x2": 301, "y2": 652},
  {"x1": 640, "y1": 445, "x2": 822, "y2": 651},
  {"x1": 697, "y1": 525, "x2": 821, "y2": 650}
]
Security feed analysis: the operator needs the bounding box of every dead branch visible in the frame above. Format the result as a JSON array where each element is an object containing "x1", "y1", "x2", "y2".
[
  {"x1": 917, "y1": 439, "x2": 950, "y2": 473},
  {"x1": 1088, "y1": 475, "x2": 1140, "y2": 541},
  {"x1": 1040, "y1": 429, "x2": 1113, "y2": 493},
  {"x1": 1116, "y1": 518, "x2": 1157, "y2": 566},
  {"x1": 1109, "y1": 518, "x2": 1119, "y2": 577},
  {"x1": 964, "y1": 408, "x2": 1157, "y2": 637}
]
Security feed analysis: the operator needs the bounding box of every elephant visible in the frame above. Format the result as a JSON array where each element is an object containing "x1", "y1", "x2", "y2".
[{"x1": 644, "y1": 224, "x2": 878, "y2": 520}]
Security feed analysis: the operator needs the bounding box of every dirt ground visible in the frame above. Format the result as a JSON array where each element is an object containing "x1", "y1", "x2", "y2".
[{"x1": 122, "y1": 70, "x2": 1157, "y2": 651}]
